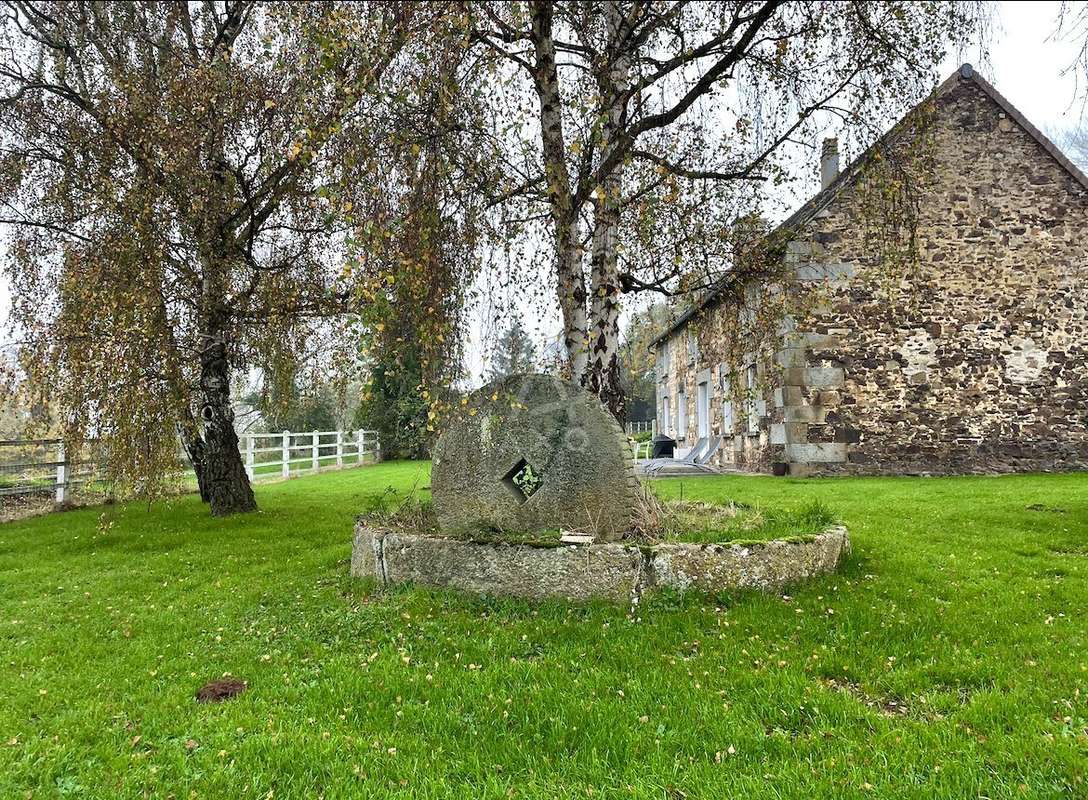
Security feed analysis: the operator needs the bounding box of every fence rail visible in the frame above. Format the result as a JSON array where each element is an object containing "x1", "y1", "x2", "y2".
[
  {"x1": 240, "y1": 429, "x2": 380, "y2": 480},
  {"x1": 0, "y1": 439, "x2": 79, "y2": 505},
  {"x1": 625, "y1": 420, "x2": 656, "y2": 435},
  {"x1": 0, "y1": 429, "x2": 380, "y2": 506}
]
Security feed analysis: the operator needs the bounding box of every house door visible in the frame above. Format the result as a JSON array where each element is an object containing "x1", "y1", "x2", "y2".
[{"x1": 697, "y1": 381, "x2": 709, "y2": 438}]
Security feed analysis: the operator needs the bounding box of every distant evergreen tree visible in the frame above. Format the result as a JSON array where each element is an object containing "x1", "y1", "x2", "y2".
[
  {"x1": 486, "y1": 318, "x2": 539, "y2": 381},
  {"x1": 353, "y1": 344, "x2": 433, "y2": 460},
  {"x1": 620, "y1": 304, "x2": 668, "y2": 423},
  {"x1": 248, "y1": 379, "x2": 341, "y2": 434}
]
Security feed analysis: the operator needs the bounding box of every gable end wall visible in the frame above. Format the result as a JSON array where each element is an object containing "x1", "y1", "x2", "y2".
[
  {"x1": 655, "y1": 76, "x2": 1088, "y2": 476},
  {"x1": 782, "y1": 78, "x2": 1088, "y2": 475}
]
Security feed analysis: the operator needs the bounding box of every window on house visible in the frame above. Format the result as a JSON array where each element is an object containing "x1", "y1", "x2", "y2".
[
  {"x1": 746, "y1": 364, "x2": 759, "y2": 435},
  {"x1": 662, "y1": 395, "x2": 671, "y2": 435},
  {"x1": 677, "y1": 388, "x2": 687, "y2": 440},
  {"x1": 697, "y1": 381, "x2": 710, "y2": 438},
  {"x1": 687, "y1": 332, "x2": 698, "y2": 365},
  {"x1": 658, "y1": 340, "x2": 670, "y2": 382}
]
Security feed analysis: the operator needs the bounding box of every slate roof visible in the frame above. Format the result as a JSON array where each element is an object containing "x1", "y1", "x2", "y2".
[{"x1": 650, "y1": 64, "x2": 1088, "y2": 349}]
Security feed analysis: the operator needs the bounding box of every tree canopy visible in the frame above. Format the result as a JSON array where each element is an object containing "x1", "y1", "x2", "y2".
[{"x1": 0, "y1": 1, "x2": 486, "y2": 513}]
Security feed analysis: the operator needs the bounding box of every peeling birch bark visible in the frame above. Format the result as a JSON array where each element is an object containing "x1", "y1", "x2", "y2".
[
  {"x1": 585, "y1": 1, "x2": 629, "y2": 420},
  {"x1": 530, "y1": 1, "x2": 588, "y2": 383}
]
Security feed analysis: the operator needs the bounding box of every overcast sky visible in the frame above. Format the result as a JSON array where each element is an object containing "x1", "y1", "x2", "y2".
[
  {"x1": 0, "y1": 2, "x2": 1084, "y2": 389},
  {"x1": 982, "y1": 1, "x2": 1084, "y2": 129}
]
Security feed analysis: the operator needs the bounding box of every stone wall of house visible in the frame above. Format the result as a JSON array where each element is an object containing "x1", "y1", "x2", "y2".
[
  {"x1": 655, "y1": 73, "x2": 1088, "y2": 476},
  {"x1": 655, "y1": 302, "x2": 776, "y2": 471},
  {"x1": 780, "y1": 76, "x2": 1088, "y2": 475}
]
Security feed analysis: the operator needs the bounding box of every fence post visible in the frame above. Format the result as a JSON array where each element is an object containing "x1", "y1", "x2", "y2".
[
  {"x1": 281, "y1": 430, "x2": 290, "y2": 479},
  {"x1": 55, "y1": 441, "x2": 67, "y2": 504},
  {"x1": 335, "y1": 430, "x2": 343, "y2": 467},
  {"x1": 357, "y1": 429, "x2": 365, "y2": 463},
  {"x1": 244, "y1": 434, "x2": 254, "y2": 479},
  {"x1": 312, "y1": 430, "x2": 319, "y2": 471}
]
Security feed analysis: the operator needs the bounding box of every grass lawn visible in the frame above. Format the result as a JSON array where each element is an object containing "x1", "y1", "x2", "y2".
[{"x1": 1, "y1": 462, "x2": 1086, "y2": 799}]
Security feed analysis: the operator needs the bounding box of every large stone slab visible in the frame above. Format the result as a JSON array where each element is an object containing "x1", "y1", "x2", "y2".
[
  {"x1": 647, "y1": 527, "x2": 851, "y2": 593},
  {"x1": 352, "y1": 522, "x2": 644, "y2": 601},
  {"x1": 786, "y1": 442, "x2": 847, "y2": 463},
  {"x1": 431, "y1": 374, "x2": 640, "y2": 541},
  {"x1": 351, "y1": 524, "x2": 381, "y2": 579},
  {"x1": 381, "y1": 531, "x2": 644, "y2": 602},
  {"x1": 352, "y1": 521, "x2": 851, "y2": 601}
]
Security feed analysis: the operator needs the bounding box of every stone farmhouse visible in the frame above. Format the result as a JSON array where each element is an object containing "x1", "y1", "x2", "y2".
[{"x1": 651, "y1": 65, "x2": 1088, "y2": 476}]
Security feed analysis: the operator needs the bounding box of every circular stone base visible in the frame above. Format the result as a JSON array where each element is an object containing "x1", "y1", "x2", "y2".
[{"x1": 351, "y1": 523, "x2": 850, "y2": 602}]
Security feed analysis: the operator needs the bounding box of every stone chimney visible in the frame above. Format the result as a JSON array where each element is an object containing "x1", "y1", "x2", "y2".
[{"x1": 820, "y1": 137, "x2": 839, "y2": 190}]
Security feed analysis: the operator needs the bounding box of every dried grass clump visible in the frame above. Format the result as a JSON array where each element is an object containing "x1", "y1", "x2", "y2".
[{"x1": 628, "y1": 482, "x2": 666, "y2": 540}]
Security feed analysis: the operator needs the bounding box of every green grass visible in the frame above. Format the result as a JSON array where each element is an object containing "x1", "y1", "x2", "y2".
[
  {"x1": 250, "y1": 454, "x2": 377, "y2": 477},
  {"x1": 1, "y1": 462, "x2": 1086, "y2": 798},
  {"x1": 358, "y1": 490, "x2": 834, "y2": 546},
  {"x1": 658, "y1": 497, "x2": 838, "y2": 544}
]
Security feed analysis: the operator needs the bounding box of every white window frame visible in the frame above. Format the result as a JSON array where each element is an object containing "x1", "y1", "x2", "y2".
[
  {"x1": 696, "y1": 380, "x2": 710, "y2": 439},
  {"x1": 662, "y1": 395, "x2": 671, "y2": 436},
  {"x1": 677, "y1": 388, "x2": 687, "y2": 440},
  {"x1": 746, "y1": 364, "x2": 759, "y2": 435},
  {"x1": 720, "y1": 366, "x2": 734, "y2": 434}
]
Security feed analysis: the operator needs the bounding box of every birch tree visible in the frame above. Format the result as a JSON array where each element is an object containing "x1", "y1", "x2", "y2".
[
  {"x1": 0, "y1": 1, "x2": 475, "y2": 514},
  {"x1": 471, "y1": 0, "x2": 987, "y2": 420},
  {"x1": 1056, "y1": 124, "x2": 1088, "y2": 170},
  {"x1": 1059, "y1": 0, "x2": 1088, "y2": 100}
]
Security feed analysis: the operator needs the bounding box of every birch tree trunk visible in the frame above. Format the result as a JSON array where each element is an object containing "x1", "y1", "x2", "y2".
[
  {"x1": 530, "y1": 0, "x2": 589, "y2": 382},
  {"x1": 557, "y1": 218, "x2": 589, "y2": 380},
  {"x1": 585, "y1": 1, "x2": 629, "y2": 420},
  {"x1": 587, "y1": 199, "x2": 624, "y2": 419},
  {"x1": 196, "y1": 241, "x2": 257, "y2": 515},
  {"x1": 197, "y1": 303, "x2": 257, "y2": 516}
]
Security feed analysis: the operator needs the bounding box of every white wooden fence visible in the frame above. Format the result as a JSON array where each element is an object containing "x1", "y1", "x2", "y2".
[
  {"x1": 0, "y1": 439, "x2": 87, "y2": 504},
  {"x1": 240, "y1": 429, "x2": 380, "y2": 480},
  {"x1": 625, "y1": 420, "x2": 656, "y2": 435},
  {"x1": 0, "y1": 429, "x2": 380, "y2": 505}
]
